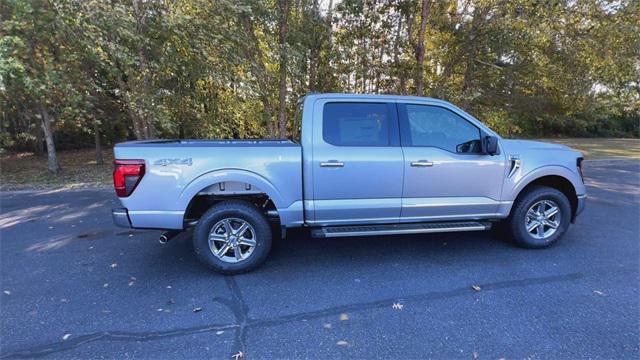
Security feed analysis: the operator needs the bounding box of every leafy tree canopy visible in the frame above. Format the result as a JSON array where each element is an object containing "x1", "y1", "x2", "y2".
[{"x1": 1, "y1": 0, "x2": 638, "y2": 171}]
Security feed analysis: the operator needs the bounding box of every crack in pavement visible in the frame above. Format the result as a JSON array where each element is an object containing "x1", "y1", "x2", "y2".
[
  {"x1": 1, "y1": 272, "x2": 583, "y2": 359},
  {"x1": 219, "y1": 276, "x2": 250, "y2": 358},
  {"x1": 250, "y1": 272, "x2": 584, "y2": 329},
  {"x1": 1, "y1": 324, "x2": 239, "y2": 359}
]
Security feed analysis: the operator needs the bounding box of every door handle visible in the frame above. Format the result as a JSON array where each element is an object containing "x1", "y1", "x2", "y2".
[
  {"x1": 410, "y1": 160, "x2": 434, "y2": 167},
  {"x1": 320, "y1": 161, "x2": 344, "y2": 167}
]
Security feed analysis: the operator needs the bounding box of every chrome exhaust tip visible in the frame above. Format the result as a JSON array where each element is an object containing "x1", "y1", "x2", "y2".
[{"x1": 159, "y1": 230, "x2": 181, "y2": 244}]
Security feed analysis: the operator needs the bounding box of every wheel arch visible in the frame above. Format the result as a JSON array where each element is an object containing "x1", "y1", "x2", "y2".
[
  {"x1": 179, "y1": 169, "x2": 285, "y2": 224},
  {"x1": 512, "y1": 174, "x2": 579, "y2": 222}
]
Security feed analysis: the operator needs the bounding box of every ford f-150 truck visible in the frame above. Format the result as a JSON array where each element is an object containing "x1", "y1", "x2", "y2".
[{"x1": 112, "y1": 93, "x2": 586, "y2": 274}]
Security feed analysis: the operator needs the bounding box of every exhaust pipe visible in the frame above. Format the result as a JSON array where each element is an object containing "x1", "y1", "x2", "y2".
[{"x1": 159, "y1": 230, "x2": 181, "y2": 244}]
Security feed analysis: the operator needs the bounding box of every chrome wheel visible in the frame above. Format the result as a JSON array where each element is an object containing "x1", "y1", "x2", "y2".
[
  {"x1": 208, "y1": 218, "x2": 257, "y2": 263},
  {"x1": 525, "y1": 200, "x2": 561, "y2": 240}
]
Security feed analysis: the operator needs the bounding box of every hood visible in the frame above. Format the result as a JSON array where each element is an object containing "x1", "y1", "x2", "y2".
[{"x1": 500, "y1": 139, "x2": 574, "y2": 152}]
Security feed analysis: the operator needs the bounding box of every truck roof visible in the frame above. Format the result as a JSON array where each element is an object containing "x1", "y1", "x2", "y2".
[
  {"x1": 303, "y1": 93, "x2": 452, "y2": 105},
  {"x1": 302, "y1": 93, "x2": 501, "y2": 139}
]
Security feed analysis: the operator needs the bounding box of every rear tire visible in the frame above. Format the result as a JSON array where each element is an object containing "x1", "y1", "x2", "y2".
[
  {"x1": 508, "y1": 186, "x2": 572, "y2": 248},
  {"x1": 193, "y1": 200, "x2": 272, "y2": 274}
]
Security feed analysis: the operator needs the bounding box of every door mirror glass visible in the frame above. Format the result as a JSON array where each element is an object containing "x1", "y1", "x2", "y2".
[{"x1": 483, "y1": 136, "x2": 499, "y2": 155}]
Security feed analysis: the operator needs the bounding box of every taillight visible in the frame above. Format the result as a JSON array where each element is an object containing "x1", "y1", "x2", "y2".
[
  {"x1": 577, "y1": 157, "x2": 584, "y2": 183},
  {"x1": 113, "y1": 159, "x2": 145, "y2": 197}
]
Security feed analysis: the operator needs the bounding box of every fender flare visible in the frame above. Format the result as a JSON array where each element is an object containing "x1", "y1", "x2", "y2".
[
  {"x1": 507, "y1": 165, "x2": 583, "y2": 201},
  {"x1": 177, "y1": 168, "x2": 287, "y2": 212}
]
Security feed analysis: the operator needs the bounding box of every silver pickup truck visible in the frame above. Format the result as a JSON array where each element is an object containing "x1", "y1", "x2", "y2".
[{"x1": 112, "y1": 93, "x2": 586, "y2": 274}]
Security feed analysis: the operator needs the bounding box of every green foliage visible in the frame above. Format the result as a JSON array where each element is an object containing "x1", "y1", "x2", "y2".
[{"x1": 1, "y1": 0, "x2": 638, "y2": 156}]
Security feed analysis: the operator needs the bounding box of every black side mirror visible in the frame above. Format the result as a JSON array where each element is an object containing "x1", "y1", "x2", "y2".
[{"x1": 483, "y1": 136, "x2": 499, "y2": 155}]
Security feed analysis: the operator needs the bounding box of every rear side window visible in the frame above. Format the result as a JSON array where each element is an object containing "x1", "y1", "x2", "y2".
[
  {"x1": 323, "y1": 102, "x2": 394, "y2": 146},
  {"x1": 400, "y1": 104, "x2": 482, "y2": 154}
]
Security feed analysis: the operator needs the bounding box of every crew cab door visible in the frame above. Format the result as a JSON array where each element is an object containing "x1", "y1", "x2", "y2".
[
  {"x1": 398, "y1": 103, "x2": 506, "y2": 222},
  {"x1": 309, "y1": 100, "x2": 403, "y2": 226}
]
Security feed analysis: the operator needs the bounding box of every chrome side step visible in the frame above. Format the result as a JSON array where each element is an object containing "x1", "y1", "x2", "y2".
[{"x1": 311, "y1": 221, "x2": 491, "y2": 238}]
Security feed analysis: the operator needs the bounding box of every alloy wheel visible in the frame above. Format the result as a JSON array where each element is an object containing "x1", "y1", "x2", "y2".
[
  {"x1": 208, "y1": 218, "x2": 257, "y2": 263},
  {"x1": 525, "y1": 200, "x2": 561, "y2": 240}
]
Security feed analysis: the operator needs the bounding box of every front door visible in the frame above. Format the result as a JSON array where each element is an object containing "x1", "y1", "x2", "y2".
[
  {"x1": 398, "y1": 103, "x2": 506, "y2": 222},
  {"x1": 311, "y1": 100, "x2": 404, "y2": 226}
]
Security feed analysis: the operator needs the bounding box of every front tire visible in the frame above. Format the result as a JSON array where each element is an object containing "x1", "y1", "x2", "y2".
[
  {"x1": 193, "y1": 200, "x2": 272, "y2": 274},
  {"x1": 508, "y1": 186, "x2": 572, "y2": 248}
]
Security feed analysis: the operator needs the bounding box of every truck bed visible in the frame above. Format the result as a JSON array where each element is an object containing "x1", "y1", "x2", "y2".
[{"x1": 114, "y1": 139, "x2": 303, "y2": 229}]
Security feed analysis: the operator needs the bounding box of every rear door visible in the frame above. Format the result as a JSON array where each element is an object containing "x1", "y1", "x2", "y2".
[
  {"x1": 310, "y1": 99, "x2": 404, "y2": 226},
  {"x1": 398, "y1": 103, "x2": 506, "y2": 222}
]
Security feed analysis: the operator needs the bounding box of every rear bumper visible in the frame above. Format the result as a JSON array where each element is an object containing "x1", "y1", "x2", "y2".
[{"x1": 112, "y1": 208, "x2": 132, "y2": 228}]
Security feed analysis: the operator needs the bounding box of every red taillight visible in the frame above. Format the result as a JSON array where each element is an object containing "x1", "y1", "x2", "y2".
[{"x1": 113, "y1": 159, "x2": 145, "y2": 197}]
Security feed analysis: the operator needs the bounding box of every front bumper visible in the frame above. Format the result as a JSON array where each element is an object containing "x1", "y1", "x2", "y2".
[
  {"x1": 574, "y1": 194, "x2": 586, "y2": 221},
  {"x1": 112, "y1": 208, "x2": 132, "y2": 228}
]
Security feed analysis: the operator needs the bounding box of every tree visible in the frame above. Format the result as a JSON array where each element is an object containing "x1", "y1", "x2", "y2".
[
  {"x1": 75, "y1": 0, "x2": 161, "y2": 140},
  {"x1": 414, "y1": 0, "x2": 432, "y2": 96},
  {"x1": 0, "y1": 0, "x2": 81, "y2": 173},
  {"x1": 277, "y1": 0, "x2": 291, "y2": 138},
  {"x1": 1, "y1": 0, "x2": 638, "y2": 163}
]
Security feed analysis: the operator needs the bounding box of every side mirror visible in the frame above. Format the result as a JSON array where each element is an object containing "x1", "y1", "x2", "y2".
[{"x1": 483, "y1": 136, "x2": 499, "y2": 155}]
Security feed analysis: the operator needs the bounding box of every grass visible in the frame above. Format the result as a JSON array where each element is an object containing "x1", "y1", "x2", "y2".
[
  {"x1": 1, "y1": 149, "x2": 114, "y2": 191},
  {"x1": 541, "y1": 138, "x2": 639, "y2": 160},
  {"x1": 0, "y1": 138, "x2": 638, "y2": 191}
]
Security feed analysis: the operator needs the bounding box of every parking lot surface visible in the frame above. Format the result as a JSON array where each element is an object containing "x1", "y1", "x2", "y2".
[{"x1": 1, "y1": 160, "x2": 638, "y2": 359}]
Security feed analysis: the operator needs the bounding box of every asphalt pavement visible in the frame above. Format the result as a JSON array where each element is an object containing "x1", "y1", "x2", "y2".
[{"x1": 1, "y1": 159, "x2": 638, "y2": 359}]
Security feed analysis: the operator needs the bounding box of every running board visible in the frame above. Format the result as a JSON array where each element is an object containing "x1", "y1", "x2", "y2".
[{"x1": 311, "y1": 221, "x2": 491, "y2": 238}]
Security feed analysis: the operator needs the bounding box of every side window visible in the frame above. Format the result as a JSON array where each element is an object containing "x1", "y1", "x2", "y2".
[
  {"x1": 323, "y1": 102, "x2": 392, "y2": 146},
  {"x1": 401, "y1": 105, "x2": 482, "y2": 153}
]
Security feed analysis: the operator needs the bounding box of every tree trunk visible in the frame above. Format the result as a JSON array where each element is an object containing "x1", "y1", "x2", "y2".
[
  {"x1": 277, "y1": 0, "x2": 291, "y2": 139},
  {"x1": 313, "y1": 0, "x2": 333, "y2": 92},
  {"x1": 433, "y1": 61, "x2": 452, "y2": 99},
  {"x1": 38, "y1": 104, "x2": 60, "y2": 174},
  {"x1": 179, "y1": 122, "x2": 185, "y2": 139},
  {"x1": 399, "y1": 75, "x2": 407, "y2": 95},
  {"x1": 115, "y1": 73, "x2": 145, "y2": 140},
  {"x1": 308, "y1": 0, "x2": 320, "y2": 92},
  {"x1": 461, "y1": 5, "x2": 489, "y2": 107},
  {"x1": 239, "y1": 12, "x2": 276, "y2": 138},
  {"x1": 462, "y1": 6, "x2": 492, "y2": 107},
  {"x1": 34, "y1": 126, "x2": 44, "y2": 156},
  {"x1": 308, "y1": 50, "x2": 318, "y2": 92},
  {"x1": 375, "y1": 38, "x2": 385, "y2": 94},
  {"x1": 137, "y1": 46, "x2": 155, "y2": 139},
  {"x1": 94, "y1": 119, "x2": 104, "y2": 165},
  {"x1": 414, "y1": 0, "x2": 432, "y2": 97},
  {"x1": 132, "y1": 0, "x2": 154, "y2": 139},
  {"x1": 400, "y1": 11, "x2": 413, "y2": 95},
  {"x1": 392, "y1": 15, "x2": 404, "y2": 95}
]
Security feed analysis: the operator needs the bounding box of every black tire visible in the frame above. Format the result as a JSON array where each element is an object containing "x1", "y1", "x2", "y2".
[
  {"x1": 193, "y1": 200, "x2": 272, "y2": 274},
  {"x1": 507, "y1": 186, "x2": 572, "y2": 249}
]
